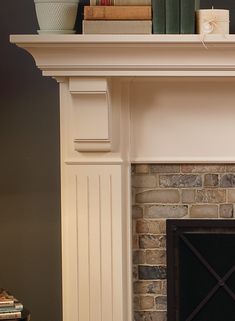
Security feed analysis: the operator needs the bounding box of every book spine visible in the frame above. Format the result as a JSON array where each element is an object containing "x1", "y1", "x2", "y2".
[
  {"x1": 0, "y1": 312, "x2": 21, "y2": 320},
  {"x1": 84, "y1": 6, "x2": 151, "y2": 20},
  {"x1": 83, "y1": 20, "x2": 152, "y2": 34},
  {"x1": 166, "y1": 0, "x2": 180, "y2": 34},
  {"x1": 180, "y1": 0, "x2": 196, "y2": 34},
  {"x1": 0, "y1": 301, "x2": 14, "y2": 307},
  {"x1": 152, "y1": 0, "x2": 165, "y2": 34},
  {"x1": 90, "y1": 0, "x2": 151, "y2": 5},
  {"x1": 0, "y1": 303, "x2": 23, "y2": 313}
]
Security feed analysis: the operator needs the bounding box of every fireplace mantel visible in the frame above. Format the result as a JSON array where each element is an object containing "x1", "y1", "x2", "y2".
[
  {"x1": 10, "y1": 34, "x2": 235, "y2": 77},
  {"x1": 10, "y1": 35, "x2": 235, "y2": 321}
]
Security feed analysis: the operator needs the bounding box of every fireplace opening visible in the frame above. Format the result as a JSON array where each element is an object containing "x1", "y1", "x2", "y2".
[{"x1": 167, "y1": 219, "x2": 235, "y2": 321}]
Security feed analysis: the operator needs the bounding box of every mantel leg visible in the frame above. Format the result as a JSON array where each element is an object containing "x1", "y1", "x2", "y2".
[{"x1": 58, "y1": 77, "x2": 132, "y2": 321}]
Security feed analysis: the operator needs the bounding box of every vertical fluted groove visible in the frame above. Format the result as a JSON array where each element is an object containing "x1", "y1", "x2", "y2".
[{"x1": 110, "y1": 174, "x2": 114, "y2": 321}]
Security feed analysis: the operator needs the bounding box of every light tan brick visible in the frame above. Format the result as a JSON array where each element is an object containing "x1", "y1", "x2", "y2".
[
  {"x1": 219, "y1": 204, "x2": 233, "y2": 218},
  {"x1": 133, "y1": 250, "x2": 146, "y2": 264},
  {"x1": 132, "y1": 175, "x2": 157, "y2": 188},
  {"x1": 226, "y1": 165, "x2": 235, "y2": 172},
  {"x1": 135, "y1": 164, "x2": 150, "y2": 174},
  {"x1": 139, "y1": 235, "x2": 166, "y2": 249},
  {"x1": 196, "y1": 189, "x2": 226, "y2": 203},
  {"x1": 181, "y1": 164, "x2": 226, "y2": 173},
  {"x1": 139, "y1": 296, "x2": 155, "y2": 310},
  {"x1": 132, "y1": 205, "x2": 144, "y2": 219},
  {"x1": 190, "y1": 205, "x2": 218, "y2": 218},
  {"x1": 134, "y1": 281, "x2": 166, "y2": 295},
  {"x1": 136, "y1": 189, "x2": 180, "y2": 203},
  {"x1": 133, "y1": 234, "x2": 139, "y2": 249},
  {"x1": 134, "y1": 295, "x2": 140, "y2": 310},
  {"x1": 228, "y1": 189, "x2": 235, "y2": 202},
  {"x1": 204, "y1": 174, "x2": 219, "y2": 187},
  {"x1": 146, "y1": 250, "x2": 166, "y2": 265},
  {"x1": 136, "y1": 220, "x2": 166, "y2": 234},
  {"x1": 146, "y1": 205, "x2": 188, "y2": 218},
  {"x1": 161, "y1": 280, "x2": 167, "y2": 295},
  {"x1": 182, "y1": 189, "x2": 195, "y2": 203}
]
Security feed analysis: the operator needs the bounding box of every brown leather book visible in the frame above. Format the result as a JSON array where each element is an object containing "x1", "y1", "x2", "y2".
[{"x1": 84, "y1": 6, "x2": 152, "y2": 20}]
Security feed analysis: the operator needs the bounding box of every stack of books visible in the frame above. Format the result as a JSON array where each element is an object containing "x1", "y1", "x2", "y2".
[
  {"x1": 83, "y1": 0, "x2": 152, "y2": 34},
  {"x1": 0, "y1": 289, "x2": 23, "y2": 320},
  {"x1": 152, "y1": 0, "x2": 200, "y2": 34}
]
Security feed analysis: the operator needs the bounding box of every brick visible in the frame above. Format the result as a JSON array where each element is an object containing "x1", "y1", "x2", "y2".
[
  {"x1": 182, "y1": 189, "x2": 195, "y2": 203},
  {"x1": 131, "y1": 165, "x2": 136, "y2": 175},
  {"x1": 190, "y1": 205, "x2": 218, "y2": 218},
  {"x1": 161, "y1": 280, "x2": 167, "y2": 295},
  {"x1": 196, "y1": 189, "x2": 226, "y2": 203},
  {"x1": 136, "y1": 189, "x2": 180, "y2": 203},
  {"x1": 134, "y1": 311, "x2": 167, "y2": 321},
  {"x1": 134, "y1": 281, "x2": 166, "y2": 295},
  {"x1": 146, "y1": 250, "x2": 166, "y2": 265},
  {"x1": 219, "y1": 204, "x2": 233, "y2": 218},
  {"x1": 133, "y1": 250, "x2": 146, "y2": 264},
  {"x1": 150, "y1": 164, "x2": 180, "y2": 173},
  {"x1": 228, "y1": 189, "x2": 235, "y2": 202},
  {"x1": 135, "y1": 164, "x2": 150, "y2": 174},
  {"x1": 133, "y1": 265, "x2": 138, "y2": 280},
  {"x1": 159, "y1": 174, "x2": 202, "y2": 188},
  {"x1": 220, "y1": 174, "x2": 235, "y2": 187},
  {"x1": 133, "y1": 235, "x2": 139, "y2": 249},
  {"x1": 146, "y1": 205, "x2": 188, "y2": 218},
  {"x1": 132, "y1": 175, "x2": 156, "y2": 188},
  {"x1": 181, "y1": 164, "x2": 226, "y2": 173},
  {"x1": 226, "y1": 165, "x2": 235, "y2": 172},
  {"x1": 136, "y1": 220, "x2": 166, "y2": 234},
  {"x1": 139, "y1": 296, "x2": 155, "y2": 310},
  {"x1": 155, "y1": 296, "x2": 167, "y2": 310},
  {"x1": 204, "y1": 174, "x2": 219, "y2": 187},
  {"x1": 138, "y1": 266, "x2": 167, "y2": 280},
  {"x1": 132, "y1": 205, "x2": 144, "y2": 219},
  {"x1": 139, "y1": 235, "x2": 166, "y2": 249},
  {"x1": 134, "y1": 296, "x2": 140, "y2": 310}
]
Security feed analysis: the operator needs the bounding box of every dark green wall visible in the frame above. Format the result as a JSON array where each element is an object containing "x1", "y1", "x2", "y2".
[
  {"x1": 0, "y1": 1, "x2": 62, "y2": 321},
  {"x1": 1, "y1": 1, "x2": 235, "y2": 321}
]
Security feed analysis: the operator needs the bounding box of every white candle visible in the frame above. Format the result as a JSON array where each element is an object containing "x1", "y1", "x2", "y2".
[{"x1": 196, "y1": 9, "x2": 229, "y2": 35}]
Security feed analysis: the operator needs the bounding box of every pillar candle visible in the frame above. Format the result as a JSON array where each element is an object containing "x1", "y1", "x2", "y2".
[{"x1": 196, "y1": 9, "x2": 229, "y2": 35}]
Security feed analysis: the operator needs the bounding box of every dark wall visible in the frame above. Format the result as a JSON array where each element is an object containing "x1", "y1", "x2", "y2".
[
  {"x1": 0, "y1": 1, "x2": 235, "y2": 321},
  {"x1": 0, "y1": 1, "x2": 62, "y2": 321},
  {"x1": 202, "y1": 0, "x2": 235, "y2": 33}
]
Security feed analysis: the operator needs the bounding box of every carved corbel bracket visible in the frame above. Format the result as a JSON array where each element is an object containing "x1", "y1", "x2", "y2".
[{"x1": 69, "y1": 77, "x2": 111, "y2": 152}]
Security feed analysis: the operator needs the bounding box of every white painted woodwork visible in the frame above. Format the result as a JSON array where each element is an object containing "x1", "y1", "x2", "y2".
[
  {"x1": 69, "y1": 77, "x2": 111, "y2": 152},
  {"x1": 10, "y1": 34, "x2": 235, "y2": 321}
]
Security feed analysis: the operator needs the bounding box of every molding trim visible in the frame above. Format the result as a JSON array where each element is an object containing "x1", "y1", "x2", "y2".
[
  {"x1": 10, "y1": 34, "x2": 235, "y2": 77},
  {"x1": 69, "y1": 77, "x2": 112, "y2": 152}
]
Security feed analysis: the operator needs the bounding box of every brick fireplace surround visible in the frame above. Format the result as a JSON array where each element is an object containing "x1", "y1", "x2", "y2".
[
  {"x1": 10, "y1": 35, "x2": 235, "y2": 321},
  {"x1": 132, "y1": 163, "x2": 235, "y2": 321}
]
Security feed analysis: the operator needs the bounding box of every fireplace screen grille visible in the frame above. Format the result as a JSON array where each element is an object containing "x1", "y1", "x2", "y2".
[{"x1": 167, "y1": 220, "x2": 235, "y2": 321}]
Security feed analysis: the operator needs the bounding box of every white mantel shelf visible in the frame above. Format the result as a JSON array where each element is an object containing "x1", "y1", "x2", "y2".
[
  {"x1": 10, "y1": 34, "x2": 235, "y2": 77},
  {"x1": 10, "y1": 34, "x2": 235, "y2": 321}
]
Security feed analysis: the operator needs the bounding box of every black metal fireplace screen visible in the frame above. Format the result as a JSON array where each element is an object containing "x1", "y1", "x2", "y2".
[{"x1": 167, "y1": 220, "x2": 235, "y2": 321}]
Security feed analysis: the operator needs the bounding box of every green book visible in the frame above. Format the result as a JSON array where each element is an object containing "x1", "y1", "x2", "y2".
[
  {"x1": 180, "y1": 0, "x2": 200, "y2": 34},
  {"x1": 152, "y1": 0, "x2": 165, "y2": 34},
  {"x1": 166, "y1": 0, "x2": 180, "y2": 34}
]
